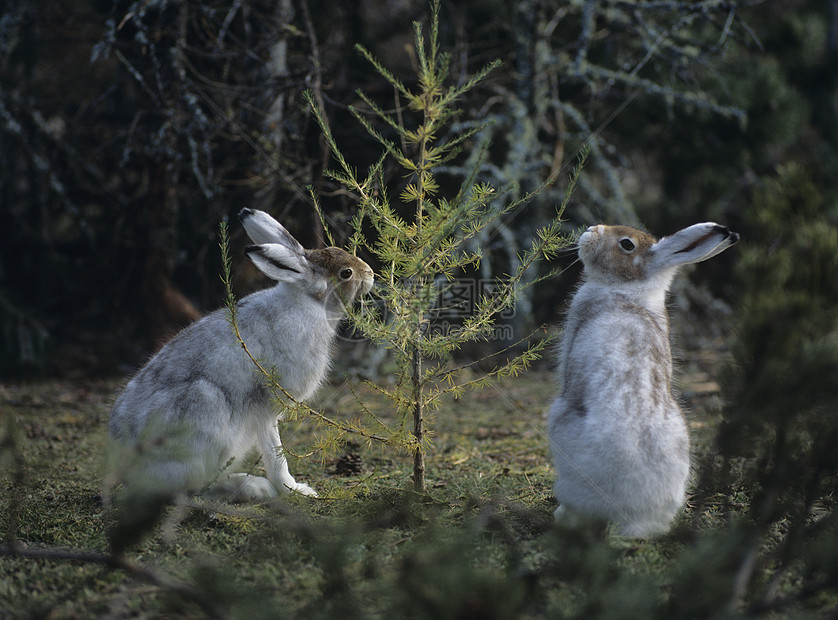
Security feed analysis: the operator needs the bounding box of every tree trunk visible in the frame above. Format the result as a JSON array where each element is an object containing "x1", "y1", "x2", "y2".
[
  {"x1": 141, "y1": 160, "x2": 201, "y2": 349},
  {"x1": 411, "y1": 342, "x2": 425, "y2": 493},
  {"x1": 141, "y1": 1, "x2": 201, "y2": 349}
]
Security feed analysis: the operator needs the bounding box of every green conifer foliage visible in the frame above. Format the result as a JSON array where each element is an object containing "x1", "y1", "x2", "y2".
[{"x1": 695, "y1": 164, "x2": 838, "y2": 610}]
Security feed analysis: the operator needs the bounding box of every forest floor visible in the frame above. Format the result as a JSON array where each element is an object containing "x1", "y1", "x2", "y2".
[{"x1": 0, "y1": 343, "x2": 751, "y2": 619}]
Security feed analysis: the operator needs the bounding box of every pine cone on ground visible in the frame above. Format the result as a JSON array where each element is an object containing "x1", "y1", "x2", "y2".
[{"x1": 334, "y1": 452, "x2": 363, "y2": 476}]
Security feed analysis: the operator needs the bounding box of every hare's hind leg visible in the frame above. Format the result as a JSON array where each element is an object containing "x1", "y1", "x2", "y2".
[{"x1": 260, "y1": 422, "x2": 318, "y2": 497}]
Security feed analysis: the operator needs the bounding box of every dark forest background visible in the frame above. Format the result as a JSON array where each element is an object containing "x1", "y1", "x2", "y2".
[
  {"x1": 1, "y1": 0, "x2": 836, "y2": 377},
  {"x1": 3, "y1": 3, "x2": 838, "y2": 616}
]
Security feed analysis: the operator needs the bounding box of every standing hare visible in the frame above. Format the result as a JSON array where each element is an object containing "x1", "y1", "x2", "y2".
[
  {"x1": 548, "y1": 222, "x2": 738, "y2": 537},
  {"x1": 108, "y1": 208, "x2": 374, "y2": 501}
]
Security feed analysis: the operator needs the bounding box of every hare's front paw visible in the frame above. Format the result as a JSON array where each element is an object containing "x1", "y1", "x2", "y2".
[{"x1": 285, "y1": 481, "x2": 318, "y2": 497}]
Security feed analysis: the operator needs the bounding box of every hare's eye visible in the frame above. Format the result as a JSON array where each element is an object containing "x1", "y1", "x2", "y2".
[
  {"x1": 619, "y1": 238, "x2": 635, "y2": 252},
  {"x1": 339, "y1": 268, "x2": 354, "y2": 280}
]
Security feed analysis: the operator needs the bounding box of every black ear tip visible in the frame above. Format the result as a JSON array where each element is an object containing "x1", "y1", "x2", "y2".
[
  {"x1": 713, "y1": 225, "x2": 740, "y2": 244},
  {"x1": 238, "y1": 207, "x2": 254, "y2": 222},
  {"x1": 244, "y1": 244, "x2": 262, "y2": 255}
]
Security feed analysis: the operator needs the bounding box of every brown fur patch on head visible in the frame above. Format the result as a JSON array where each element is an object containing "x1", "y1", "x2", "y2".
[
  {"x1": 579, "y1": 225, "x2": 657, "y2": 282},
  {"x1": 306, "y1": 247, "x2": 362, "y2": 271},
  {"x1": 306, "y1": 247, "x2": 374, "y2": 304}
]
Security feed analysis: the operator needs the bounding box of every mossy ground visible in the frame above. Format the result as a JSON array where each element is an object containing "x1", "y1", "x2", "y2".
[{"x1": 0, "y1": 350, "x2": 815, "y2": 618}]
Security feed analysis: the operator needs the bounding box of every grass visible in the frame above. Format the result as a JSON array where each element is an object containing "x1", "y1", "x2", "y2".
[{"x1": 0, "y1": 349, "x2": 816, "y2": 619}]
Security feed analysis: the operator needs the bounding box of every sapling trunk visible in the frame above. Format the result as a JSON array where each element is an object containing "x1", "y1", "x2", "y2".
[
  {"x1": 412, "y1": 117, "x2": 428, "y2": 493},
  {"x1": 411, "y1": 341, "x2": 425, "y2": 493}
]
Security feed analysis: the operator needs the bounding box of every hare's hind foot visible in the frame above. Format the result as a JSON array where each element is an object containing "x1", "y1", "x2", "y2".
[
  {"x1": 554, "y1": 504, "x2": 586, "y2": 528},
  {"x1": 206, "y1": 474, "x2": 318, "y2": 502},
  {"x1": 208, "y1": 473, "x2": 278, "y2": 502},
  {"x1": 617, "y1": 518, "x2": 672, "y2": 539}
]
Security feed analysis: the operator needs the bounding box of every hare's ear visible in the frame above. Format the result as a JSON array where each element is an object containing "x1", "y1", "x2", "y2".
[
  {"x1": 245, "y1": 244, "x2": 308, "y2": 282},
  {"x1": 239, "y1": 208, "x2": 305, "y2": 254},
  {"x1": 651, "y1": 223, "x2": 738, "y2": 269}
]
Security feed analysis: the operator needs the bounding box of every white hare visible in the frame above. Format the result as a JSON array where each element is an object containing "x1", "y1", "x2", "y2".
[
  {"x1": 108, "y1": 208, "x2": 374, "y2": 501},
  {"x1": 548, "y1": 222, "x2": 738, "y2": 537}
]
